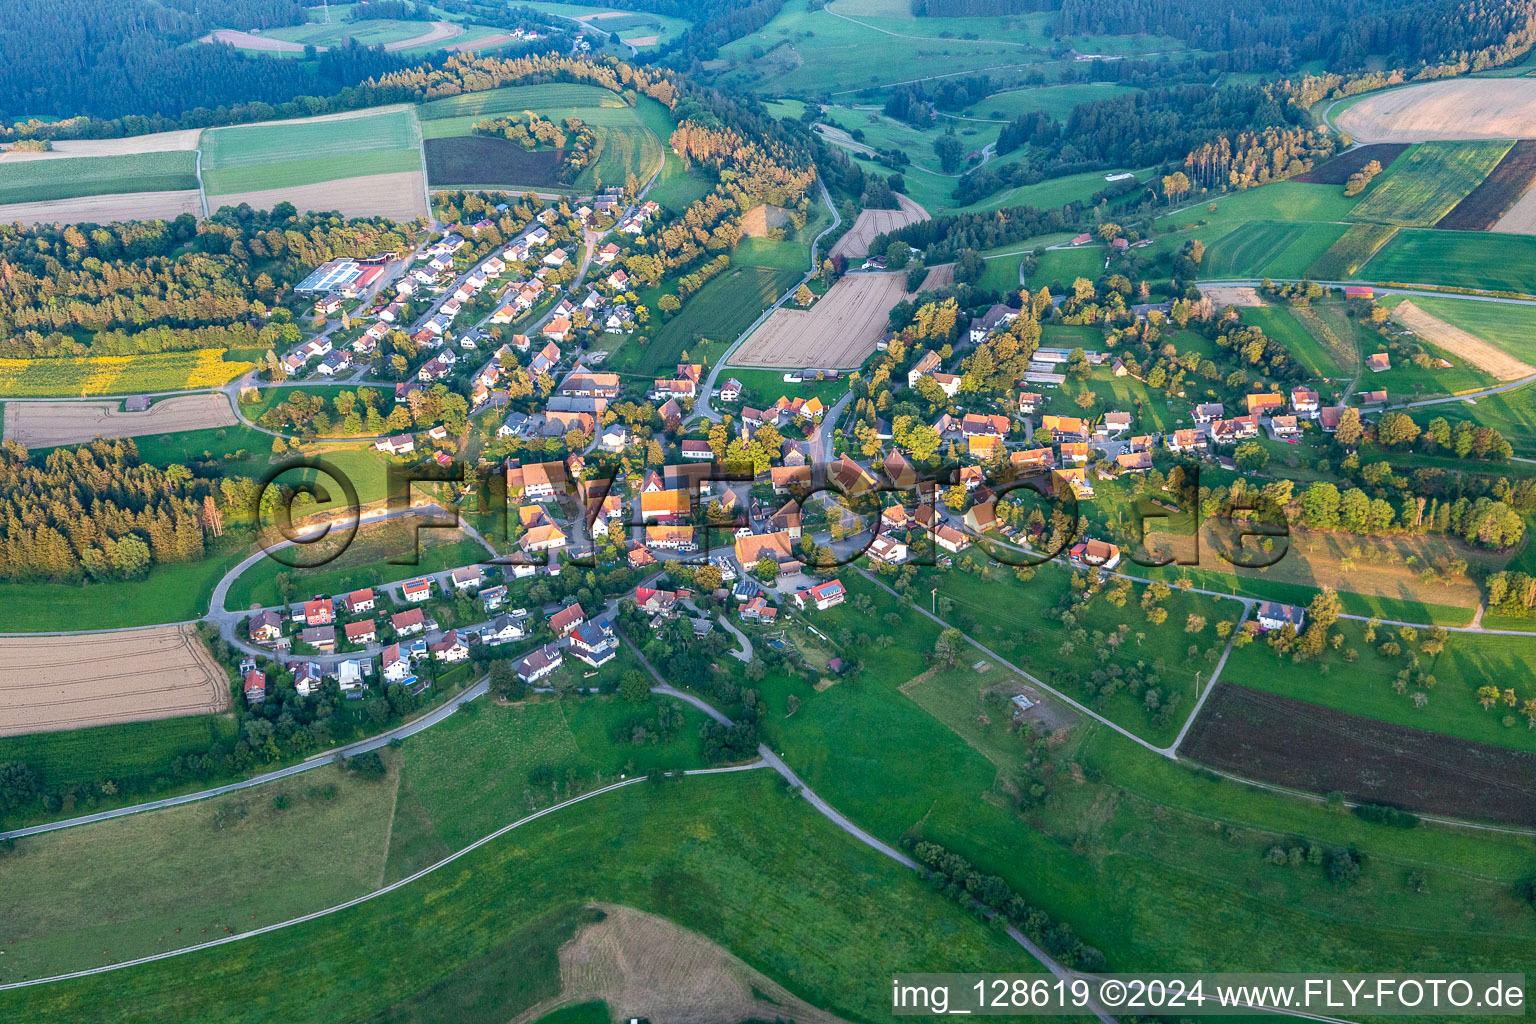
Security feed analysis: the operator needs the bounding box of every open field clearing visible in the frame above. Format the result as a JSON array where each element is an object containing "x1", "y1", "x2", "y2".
[
  {"x1": 0, "y1": 771, "x2": 1037, "y2": 1020},
  {"x1": 0, "y1": 625, "x2": 229, "y2": 736},
  {"x1": 522, "y1": 1, "x2": 692, "y2": 46},
  {"x1": 1394, "y1": 293, "x2": 1536, "y2": 364},
  {"x1": 733, "y1": 269, "x2": 932, "y2": 368},
  {"x1": 1307, "y1": 221, "x2": 1398, "y2": 279},
  {"x1": 829, "y1": 193, "x2": 927, "y2": 258},
  {"x1": 1348, "y1": 140, "x2": 1512, "y2": 226},
  {"x1": 1, "y1": 130, "x2": 201, "y2": 159},
  {"x1": 1361, "y1": 227, "x2": 1536, "y2": 293},
  {"x1": 1493, "y1": 183, "x2": 1536, "y2": 234},
  {"x1": 426, "y1": 137, "x2": 565, "y2": 189},
  {"x1": 254, "y1": 18, "x2": 465, "y2": 50},
  {"x1": 1337, "y1": 78, "x2": 1536, "y2": 141},
  {"x1": 1182, "y1": 684, "x2": 1536, "y2": 826},
  {"x1": 1292, "y1": 142, "x2": 1410, "y2": 184},
  {"x1": 0, "y1": 350, "x2": 254, "y2": 398},
  {"x1": 613, "y1": 265, "x2": 802, "y2": 376},
  {"x1": 0, "y1": 189, "x2": 203, "y2": 226},
  {"x1": 964, "y1": 82, "x2": 1142, "y2": 121},
  {"x1": 0, "y1": 151, "x2": 198, "y2": 205},
  {"x1": 200, "y1": 106, "x2": 418, "y2": 194},
  {"x1": 1389, "y1": 299, "x2": 1536, "y2": 380},
  {"x1": 418, "y1": 83, "x2": 627, "y2": 126},
  {"x1": 515, "y1": 904, "x2": 849, "y2": 1024},
  {"x1": 3, "y1": 394, "x2": 237, "y2": 448},
  {"x1": 1437, "y1": 139, "x2": 1536, "y2": 230},
  {"x1": 200, "y1": 28, "x2": 306, "y2": 51},
  {"x1": 208, "y1": 171, "x2": 426, "y2": 221},
  {"x1": 1241, "y1": 305, "x2": 1347, "y2": 377}
]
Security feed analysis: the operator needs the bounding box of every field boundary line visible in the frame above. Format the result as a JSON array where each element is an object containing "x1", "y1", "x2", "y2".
[
  {"x1": 0, "y1": 762, "x2": 770, "y2": 992},
  {"x1": 194, "y1": 129, "x2": 209, "y2": 219}
]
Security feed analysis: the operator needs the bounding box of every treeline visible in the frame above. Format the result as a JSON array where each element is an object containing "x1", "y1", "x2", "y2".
[
  {"x1": 906, "y1": 839, "x2": 1107, "y2": 971},
  {"x1": 0, "y1": 439, "x2": 258, "y2": 584},
  {"x1": 1056, "y1": 0, "x2": 1536, "y2": 76},
  {"x1": 1181, "y1": 125, "x2": 1338, "y2": 192},
  {"x1": 0, "y1": 322, "x2": 290, "y2": 360}
]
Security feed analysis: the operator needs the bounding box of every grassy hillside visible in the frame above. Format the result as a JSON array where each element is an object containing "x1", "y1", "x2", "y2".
[{"x1": 200, "y1": 108, "x2": 419, "y2": 194}]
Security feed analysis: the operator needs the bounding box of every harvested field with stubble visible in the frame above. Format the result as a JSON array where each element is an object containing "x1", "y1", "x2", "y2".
[
  {"x1": 3, "y1": 393, "x2": 237, "y2": 448},
  {"x1": 201, "y1": 28, "x2": 307, "y2": 51},
  {"x1": 0, "y1": 189, "x2": 203, "y2": 226},
  {"x1": 1337, "y1": 79, "x2": 1536, "y2": 142},
  {"x1": 0, "y1": 625, "x2": 230, "y2": 736},
  {"x1": 732, "y1": 268, "x2": 941, "y2": 368},
  {"x1": 1391, "y1": 300, "x2": 1536, "y2": 380},
  {"x1": 830, "y1": 193, "x2": 928, "y2": 258},
  {"x1": 208, "y1": 171, "x2": 426, "y2": 221},
  {"x1": 1180, "y1": 683, "x2": 1536, "y2": 827},
  {"x1": 1438, "y1": 139, "x2": 1536, "y2": 231},
  {"x1": 2, "y1": 130, "x2": 202, "y2": 160},
  {"x1": 1292, "y1": 143, "x2": 1409, "y2": 184},
  {"x1": 512, "y1": 904, "x2": 851, "y2": 1024}
]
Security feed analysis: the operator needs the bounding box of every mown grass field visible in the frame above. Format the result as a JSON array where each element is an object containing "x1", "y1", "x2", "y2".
[
  {"x1": 0, "y1": 715, "x2": 238, "y2": 797},
  {"x1": 720, "y1": 366, "x2": 849, "y2": 408},
  {"x1": 0, "y1": 535, "x2": 251, "y2": 633},
  {"x1": 1362, "y1": 228, "x2": 1536, "y2": 294},
  {"x1": 417, "y1": 83, "x2": 630, "y2": 137},
  {"x1": 0, "y1": 350, "x2": 254, "y2": 398},
  {"x1": 730, "y1": 235, "x2": 809, "y2": 269},
  {"x1": 1407, "y1": 380, "x2": 1536, "y2": 456},
  {"x1": 1307, "y1": 222, "x2": 1398, "y2": 279},
  {"x1": 1026, "y1": 244, "x2": 1105, "y2": 289},
  {"x1": 637, "y1": 97, "x2": 713, "y2": 212},
  {"x1": 1400, "y1": 293, "x2": 1536, "y2": 365},
  {"x1": 1201, "y1": 220, "x2": 1348, "y2": 279},
  {"x1": 611, "y1": 263, "x2": 801, "y2": 376},
  {"x1": 1241, "y1": 305, "x2": 1345, "y2": 377},
  {"x1": 1349, "y1": 140, "x2": 1512, "y2": 227},
  {"x1": 200, "y1": 108, "x2": 419, "y2": 194},
  {"x1": 964, "y1": 82, "x2": 1142, "y2": 121},
  {"x1": 262, "y1": 17, "x2": 444, "y2": 48},
  {"x1": 0, "y1": 770, "x2": 1040, "y2": 1023},
  {"x1": 519, "y1": 1, "x2": 693, "y2": 46},
  {"x1": 0, "y1": 151, "x2": 198, "y2": 204}
]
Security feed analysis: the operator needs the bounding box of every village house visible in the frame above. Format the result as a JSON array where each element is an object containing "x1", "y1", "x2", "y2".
[
  {"x1": 1291, "y1": 387, "x2": 1321, "y2": 418},
  {"x1": 1193, "y1": 402, "x2": 1225, "y2": 424},
  {"x1": 303, "y1": 598, "x2": 334, "y2": 627},
  {"x1": 734, "y1": 530, "x2": 795, "y2": 570},
  {"x1": 719, "y1": 378, "x2": 742, "y2": 403},
  {"x1": 1165, "y1": 428, "x2": 1207, "y2": 454},
  {"x1": 1069, "y1": 538, "x2": 1121, "y2": 570},
  {"x1": 249, "y1": 609, "x2": 284, "y2": 643},
  {"x1": 243, "y1": 669, "x2": 266, "y2": 706},
  {"x1": 963, "y1": 500, "x2": 999, "y2": 533},
  {"x1": 1271, "y1": 415, "x2": 1301, "y2": 439},
  {"x1": 935, "y1": 525, "x2": 970, "y2": 554},
  {"x1": 1257, "y1": 601, "x2": 1306, "y2": 632},
  {"x1": 739, "y1": 594, "x2": 778, "y2": 623},
  {"x1": 867, "y1": 534, "x2": 908, "y2": 564},
  {"x1": 516, "y1": 643, "x2": 565, "y2": 685},
  {"x1": 344, "y1": 619, "x2": 377, "y2": 646},
  {"x1": 792, "y1": 579, "x2": 846, "y2": 612},
  {"x1": 301, "y1": 625, "x2": 336, "y2": 652},
  {"x1": 549, "y1": 601, "x2": 587, "y2": 639},
  {"x1": 506, "y1": 459, "x2": 567, "y2": 500},
  {"x1": 1017, "y1": 391, "x2": 1043, "y2": 415},
  {"x1": 382, "y1": 644, "x2": 414, "y2": 685},
  {"x1": 401, "y1": 578, "x2": 433, "y2": 603},
  {"x1": 968, "y1": 304, "x2": 1017, "y2": 344},
  {"x1": 1368, "y1": 352, "x2": 1391, "y2": 372},
  {"x1": 479, "y1": 585, "x2": 508, "y2": 611},
  {"x1": 430, "y1": 631, "x2": 470, "y2": 663},
  {"x1": 392, "y1": 608, "x2": 427, "y2": 636},
  {"x1": 1246, "y1": 392, "x2": 1286, "y2": 416},
  {"x1": 568, "y1": 620, "x2": 618, "y2": 668},
  {"x1": 1041, "y1": 414, "x2": 1088, "y2": 441}
]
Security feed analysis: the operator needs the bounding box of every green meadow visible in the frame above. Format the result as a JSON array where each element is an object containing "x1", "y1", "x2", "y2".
[{"x1": 0, "y1": 151, "x2": 198, "y2": 204}]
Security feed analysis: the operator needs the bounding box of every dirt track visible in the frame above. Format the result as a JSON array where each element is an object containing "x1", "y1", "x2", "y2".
[
  {"x1": 384, "y1": 21, "x2": 464, "y2": 50},
  {"x1": 0, "y1": 190, "x2": 204, "y2": 227},
  {"x1": 830, "y1": 193, "x2": 929, "y2": 258},
  {"x1": 1337, "y1": 79, "x2": 1536, "y2": 142},
  {"x1": 733, "y1": 267, "x2": 946, "y2": 368},
  {"x1": 0, "y1": 625, "x2": 230, "y2": 736},
  {"x1": 1391, "y1": 300, "x2": 1536, "y2": 380},
  {"x1": 207, "y1": 170, "x2": 426, "y2": 221},
  {"x1": 4, "y1": 394, "x2": 237, "y2": 448},
  {"x1": 512, "y1": 904, "x2": 850, "y2": 1024}
]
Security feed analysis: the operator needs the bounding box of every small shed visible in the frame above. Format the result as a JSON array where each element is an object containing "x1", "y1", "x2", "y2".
[{"x1": 124, "y1": 396, "x2": 151, "y2": 412}]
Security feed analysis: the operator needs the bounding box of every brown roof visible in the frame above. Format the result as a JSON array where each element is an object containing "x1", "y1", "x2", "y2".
[{"x1": 735, "y1": 531, "x2": 794, "y2": 564}]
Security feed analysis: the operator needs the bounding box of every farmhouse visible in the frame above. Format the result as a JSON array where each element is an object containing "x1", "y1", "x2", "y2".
[
  {"x1": 1257, "y1": 602, "x2": 1306, "y2": 632},
  {"x1": 515, "y1": 643, "x2": 564, "y2": 685},
  {"x1": 792, "y1": 579, "x2": 846, "y2": 611},
  {"x1": 1069, "y1": 539, "x2": 1121, "y2": 570},
  {"x1": 735, "y1": 530, "x2": 795, "y2": 568}
]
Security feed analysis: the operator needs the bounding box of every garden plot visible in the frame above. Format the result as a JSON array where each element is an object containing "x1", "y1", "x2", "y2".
[
  {"x1": 4, "y1": 394, "x2": 238, "y2": 448},
  {"x1": 0, "y1": 625, "x2": 230, "y2": 736}
]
